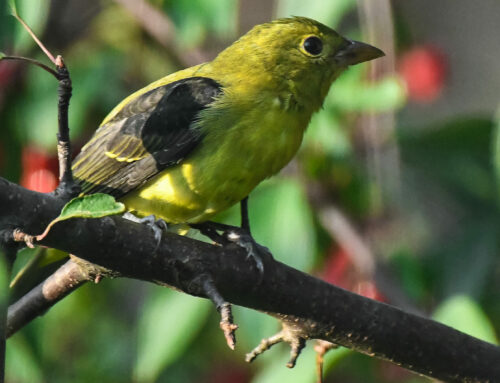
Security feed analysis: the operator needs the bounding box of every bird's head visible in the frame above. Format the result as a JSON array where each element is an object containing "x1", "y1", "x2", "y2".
[{"x1": 213, "y1": 17, "x2": 384, "y2": 111}]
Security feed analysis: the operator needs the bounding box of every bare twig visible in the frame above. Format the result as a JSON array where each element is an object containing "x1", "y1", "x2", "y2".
[
  {"x1": 306, "y1": 179, "x2": 424, "y2": 314},
  {"x1": 356, "y1": 0, "x2": 401, "y2": 213},
  {"x1": 8, "y1": 9, "x2": 79, "y2": 198},
  {"x1": 10, "y1": 12, "x2": 57, "y2": 65},
  {"x1": 0, "y1": 56, "x2": 58, "y2": 77},
  {"x1": 246, "y1": 321, "x2": 307, "y2": 368},
  {"x1": 6, "y1": 259, "x2": 92, "y2": 337},
  {"x1": 318, "y1": 205, "x2": 376, "y2": 279},
  {"x1": 314, "y1": 340, "x2": 338, "y2": 383}
]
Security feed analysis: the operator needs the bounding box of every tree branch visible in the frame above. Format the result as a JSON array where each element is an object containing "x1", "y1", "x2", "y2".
[
  {"x1": 1, "y1": 177, "x2": 500, "y2": 382},
  {"x1": 6, "y1": 259, "x2": 91, "y2": 337}
]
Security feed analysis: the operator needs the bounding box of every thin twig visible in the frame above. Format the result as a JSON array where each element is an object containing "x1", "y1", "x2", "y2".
[
  {"x1": 10, "y1": 12, "x2": 57, "y2": 64},
  {"x1": 356, "y1": 0, "x2": 401, "y2": 212},
  {"x1": 10, "y1": 7, "x2": 78, "y2": 198},
  {"x1": 318, "y1": 205, "x2": 376, "y2": 279},
  {"x1": 0, "y1": 56, "x2": 58, "y2": 78},
  {"x1": 314, "y1": 340, "x2": 337, "y2": 383}
]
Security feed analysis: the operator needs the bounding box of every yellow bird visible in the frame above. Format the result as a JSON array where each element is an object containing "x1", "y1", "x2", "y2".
[{"x1": 72, "y1": 17, "x2": 383, "y2": 265}]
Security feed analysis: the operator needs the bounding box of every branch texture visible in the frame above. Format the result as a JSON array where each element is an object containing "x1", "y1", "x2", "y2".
[{"x1": 1, "y1": 177, "x2": 499, "y2": 382}]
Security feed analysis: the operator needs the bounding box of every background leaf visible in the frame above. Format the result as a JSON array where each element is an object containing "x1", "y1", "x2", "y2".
[
  {"x1": 433, "y1": 295, "x2": 498, "y2": 345},
  {"x1": 250, "y1": 179, "x2": 317, "y2": 271},
  {"x1": 134, "y1": 289, "x2": 211, "y2": 382}
]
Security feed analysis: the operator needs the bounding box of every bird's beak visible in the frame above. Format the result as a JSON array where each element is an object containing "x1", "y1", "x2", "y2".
[{"x1": 334, "y1": 39, "x2": 385, "y2": 66}]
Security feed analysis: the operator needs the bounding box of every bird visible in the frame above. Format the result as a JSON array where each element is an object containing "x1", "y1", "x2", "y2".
[{"x1": 71, "y1": 17, "x2": 384, "y2": 268}]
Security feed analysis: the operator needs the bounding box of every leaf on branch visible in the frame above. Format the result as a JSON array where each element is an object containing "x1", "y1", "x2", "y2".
[
  {"x1": 36, "y1": 193, "x2": 125, "y2": 241},
  {"x1": 8, "y1": 0, "x2": 18, "y2": 16},
  {"x1": 0, "y1": 52, "x2": 5, "y2": 60}
]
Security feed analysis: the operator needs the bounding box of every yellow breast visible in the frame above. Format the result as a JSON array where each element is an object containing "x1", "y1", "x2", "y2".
[{"x1": 120, "y1": 92, "x2": 310, "y2": 224}]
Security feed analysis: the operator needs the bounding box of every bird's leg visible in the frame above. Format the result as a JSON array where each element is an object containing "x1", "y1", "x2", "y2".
[
  {"x1": 190, "y1": 221, "x2": 231, "y2": 246},
  {"x1": 192, "y1": 274, "x2": 238, "y2": 349},
  {"x1": 191, "y1": 197, "x2": 273, "y2": 275},
  {"x1": 240, "y1": 196, "x2": 251, "y2": 232},
  {"x1": 227, "y1": 196, "x2": 272, "y2": 275},
  {"x1": 123, "y1": 212, "x2": 168, "y2": 247}
]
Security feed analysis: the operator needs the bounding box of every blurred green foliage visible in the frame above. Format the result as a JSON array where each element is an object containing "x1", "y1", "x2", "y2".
[
  {"x1": 161, "y1": 0, "x2": 237, "y2": 47},
  {"x1": 1, "y1": 0, "x2": 499, "y2": 382}
]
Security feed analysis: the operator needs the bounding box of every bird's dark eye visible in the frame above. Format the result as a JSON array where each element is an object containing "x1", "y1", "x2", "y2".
[{"x1": 303, "y1": 36, "x2": 323, "y2": 56}]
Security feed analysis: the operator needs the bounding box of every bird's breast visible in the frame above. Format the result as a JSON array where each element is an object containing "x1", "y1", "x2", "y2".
[{"x1": 121, "y1": 94, "x2": 310, "y2": 223}]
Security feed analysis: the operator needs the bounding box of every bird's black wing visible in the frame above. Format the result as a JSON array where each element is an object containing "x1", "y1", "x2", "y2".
[{"x1": 72, "y1": 77, "x2": 222, "y2": 197}]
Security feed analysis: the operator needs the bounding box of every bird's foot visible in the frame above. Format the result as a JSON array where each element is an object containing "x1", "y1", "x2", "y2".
[
  {"x1": 225, "y1": 229, "x2": 270, "y2": 276},
  {"x1": 123, "y1": 212, "x2": 168, "y2": 247},
  {"x1": 189, "y1": 274, "x2": 238, "y2": 349},
  {"x1": 191, "y1": 222, "x2": 273, "y2": 276}
]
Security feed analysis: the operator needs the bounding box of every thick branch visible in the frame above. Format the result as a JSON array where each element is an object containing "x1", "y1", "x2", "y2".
[{"x1": 1, "y1": 177, "x2": 500, "y2": 382}]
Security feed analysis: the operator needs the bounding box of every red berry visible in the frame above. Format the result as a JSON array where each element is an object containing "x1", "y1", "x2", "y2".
[{"x1": 398, "y1": 45, "x2": 447, "y2": 102}]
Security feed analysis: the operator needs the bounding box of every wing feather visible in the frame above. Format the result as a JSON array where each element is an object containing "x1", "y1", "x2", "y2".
[{"x1": 73, "y1": 77, "x2": 223, "y2": 197}]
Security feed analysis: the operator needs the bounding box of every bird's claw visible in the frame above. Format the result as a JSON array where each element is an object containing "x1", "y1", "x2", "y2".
[
  {"x1": 226, "y1": 230, "x2": 270, "y2": 275},
  {"x1": 191, "y1": 222, "x2": 273, "y2": 277},
  {"x1": 123, "y1": 212, "x2": 167, "y2": 248}
]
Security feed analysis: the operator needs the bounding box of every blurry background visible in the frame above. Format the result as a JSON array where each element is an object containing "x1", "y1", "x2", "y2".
[{"x1": 1, "y1": 0, "x2": 499, "y2": 382}]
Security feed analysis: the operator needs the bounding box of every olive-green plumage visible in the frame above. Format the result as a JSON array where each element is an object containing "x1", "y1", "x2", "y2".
[{"x1": 72, "y1": 17, "x2": 383, "y2": 225}]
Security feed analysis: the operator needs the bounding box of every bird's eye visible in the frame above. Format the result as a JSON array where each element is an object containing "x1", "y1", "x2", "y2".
[{"x1": 302, "y1": 36, "x2": 323, "y2": 56}]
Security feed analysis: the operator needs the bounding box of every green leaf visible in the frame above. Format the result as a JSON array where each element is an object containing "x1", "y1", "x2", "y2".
[
  {"x1": 250, "y1": 346, "x2": 349, "y2": 383},
  {"x1": 329, "y1": 69, "x2": 407, "y2": 111},
  {"x1": 11, "y1": 0, "x2": 50, "y2": 53},
  {"x1": 8, "y1": 0, "x2": 17, "y2": 15},
  {"x1": 433, "y1": 295, "x2": 498, "y2": 345},
  {"x1": 390, "y1": 251, "x2": 426, "y2": 301},
  {"x1": 58, "y1": 193, "x2": 125, "y2": 220},
  {"x1": 134, "y1": 289, "x2": 211, "y2": 382},
  {"x1": 250, "y1": 179, "x2": 317, "y2": 271},
  {"x1": 233, "y1": 306, "x2": 278, "y2": 351},
  {"x1": 0, "y1": 52, "x2": 5, "y2": 59},
  {"x1": 37, "y1": 193, "x2": 125, "y2": 241},
  {"x1": 305, "y1": 111, "x2": 352, "y2": 157},
  {"x1": 163, "y1": 0, "x2": 237, "y2": 48},
  {"x1": 6, "y1": 334, "x2": 44, "y2": 383},
  {"x1": 276, "y1": 0, "x2": 355, "y2": 28},
  {"x1": 399, "y1": 117, "x2": 496, "y2": 205}
]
